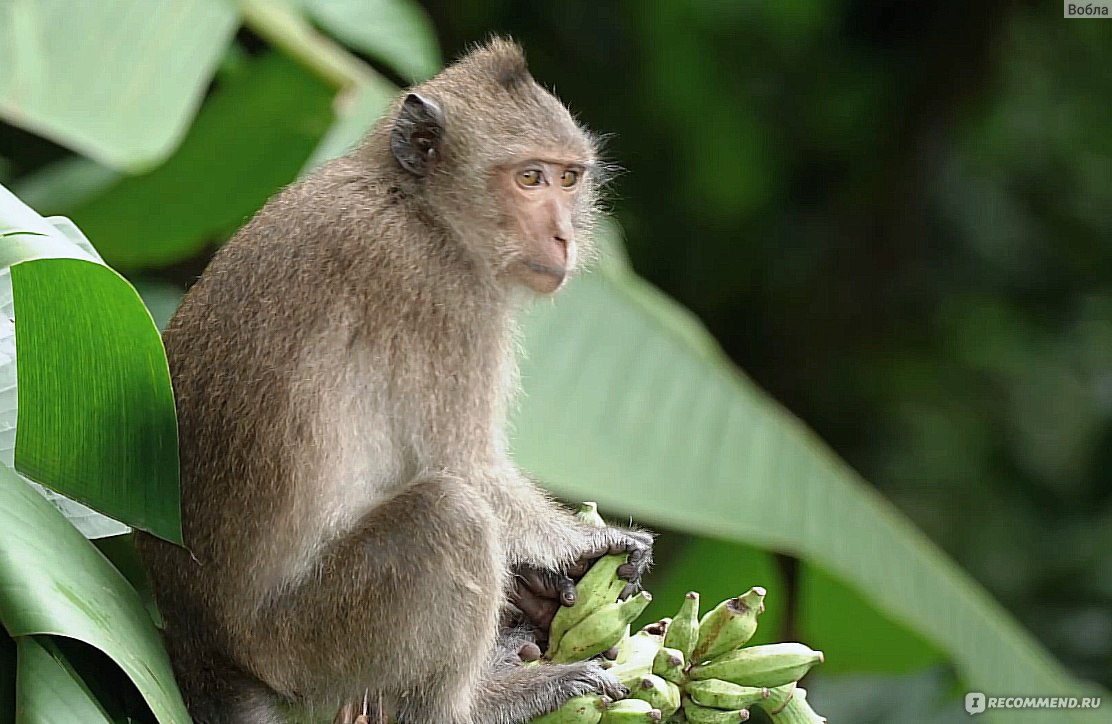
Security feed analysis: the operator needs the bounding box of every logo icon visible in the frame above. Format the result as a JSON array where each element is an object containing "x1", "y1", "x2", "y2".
[{"x1": 965, "y1": 692, "x2": 987, "y2": 715}]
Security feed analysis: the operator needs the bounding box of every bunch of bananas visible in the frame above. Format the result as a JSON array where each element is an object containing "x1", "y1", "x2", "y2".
[{"x1": 531, "y1": 504, "x2": 826, "y2": 724}]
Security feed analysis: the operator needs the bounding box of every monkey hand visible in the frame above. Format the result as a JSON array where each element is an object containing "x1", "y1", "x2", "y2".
[
  {"x1": 565, "y1": 502, "x2": 652, "y2": 601},
  {"x1": 509, "y1": 564, "x2": 568, "y2": 643},
  {"x1": 555, "y1": 660, "x2": 630, "y2": 701},
  {"x1": 510, "y1": 530, "x2": 650, "y2": 638},
  {"x1": 574, "y1": 526, "x2": 654, "y2": 601},
  {"x1": 512, "y1": 527, "x2": 653, "y2": 620}
]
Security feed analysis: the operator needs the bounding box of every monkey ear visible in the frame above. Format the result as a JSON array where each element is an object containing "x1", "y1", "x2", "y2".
[{"x1": 391, "y1": 93, "x2": 445, "y2": 176}]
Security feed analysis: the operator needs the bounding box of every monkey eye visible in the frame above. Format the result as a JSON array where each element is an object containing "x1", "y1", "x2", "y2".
[
  {"x1": 560, "y1": 169, "x2": 580, "y2": 188},
  {"x1": 517, "y1": 169, "x2": 543, "y2": 187}
]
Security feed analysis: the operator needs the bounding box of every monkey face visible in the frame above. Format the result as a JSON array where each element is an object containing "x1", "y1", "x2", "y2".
[
  {"x1": 495, "y1": 159, "x2": 587, "y2": 295},
  {"x1": 387, "y1": 42, "x2": 601, "y2": 296}
]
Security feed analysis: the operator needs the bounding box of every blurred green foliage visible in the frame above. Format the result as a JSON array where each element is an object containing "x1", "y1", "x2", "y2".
[{"x1": 67, "y1": 53, "x2": 334, "y2": 269}]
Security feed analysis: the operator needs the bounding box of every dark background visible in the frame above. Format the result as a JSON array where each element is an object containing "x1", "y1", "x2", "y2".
[{"x1": 418, "y1": 0, "x2": 1112, "y2": 687}]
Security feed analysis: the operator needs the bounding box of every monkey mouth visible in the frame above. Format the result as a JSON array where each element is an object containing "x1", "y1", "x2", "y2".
[{"x1": 524, "y1": 261, "x2": 566, "y2": 281}]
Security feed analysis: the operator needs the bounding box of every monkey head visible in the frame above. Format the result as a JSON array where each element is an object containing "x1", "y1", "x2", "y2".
[{"x1": 385, "y1": 38, "x2": 603, "y2": 295}]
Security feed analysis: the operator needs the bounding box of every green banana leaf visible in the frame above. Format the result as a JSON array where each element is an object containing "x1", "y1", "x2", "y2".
[
  {"x1": 0, "y1": 464, "x2": 190, "y2": 723},
  {"x1": 799, "y1": 561, "x2": 944, "y2": 675},
  {"x1": 0, "y1": 218, "x2": 129, "y2": 540},
  {"x1": 15, "y1": 637, "x2": 114, "y2": 724},
  {"x1": 0, "y1": 0, "x2": 238, "y2": 172},
  {"x1": 64, "y1": 52, "x2": 335, "y2": 271},
  {"x1": 0, "y1": 184, "x2": 180, "y2": 543},
  {"x1": 8, "y1": 157, "x2": 121, "y2": 218},
  {"x1": 1, "y1": 630, "x2": 13, "y2": 724}
]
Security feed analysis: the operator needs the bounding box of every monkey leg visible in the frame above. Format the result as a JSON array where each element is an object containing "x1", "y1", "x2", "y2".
[
  {"x1": 247, "y1": 475, "x2": 506, "y2": 723},
  {"x1": 255, "y1": 475, "x2": 627, "y2": 724},
  {"x1": 161, "y1": 642, "x2": 288, "y2": 724},
  {"x1": 336, "y1": 613, "x2": 544, "y2": 724}
]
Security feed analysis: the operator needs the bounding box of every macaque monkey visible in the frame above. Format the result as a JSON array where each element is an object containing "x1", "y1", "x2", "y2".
[{"x1": 136, "y1": 38, "x2": 652, "y2": 724}]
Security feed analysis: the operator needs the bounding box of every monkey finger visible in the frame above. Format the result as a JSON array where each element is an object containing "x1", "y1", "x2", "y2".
[
  {"x1": 513, "y1": 588, "x2": 560, "y2": 630},
  {"x1": 535, "y1": 600, "x2": 559, "y2": 631},
  {"x1": 617, "y1": 562, "x2": 639, "y2": 581},
  {"x1": 602, "y1": 681, "x2": 630, "y2": 700},
  {"x1": 518, "y1": 642, "x2": 542, "y2": 662},
  {"x1": 605, "y1": 539, "x2": 629, "y2": 556},
  {"x1": 613, "y1": 532, "x2": 653, "y2": 582},
  {"x1": 622, "y1": 537, "x2": 653, "y2": 558},
  {"x1": 619, "y1": 582, "x2": 637, "y2": 600},
  {"x1": 619, "y1": 532, "x2": 653, "y2": 556},
  {"x1": 515, "y1": 567, "x2": 562, "y2": 600},
  {"x1": 557, "y1": 576, "x2": 577, "y2": 607},
  {"x1": 565, "y1": 558, "x2": 591, "y2": 578},
  {"x1": 517, "y1": 569, "x2": 550, "y2": 594},
  {"x1": 606, "y1": 539, "x2": 646, "y2": 560}
]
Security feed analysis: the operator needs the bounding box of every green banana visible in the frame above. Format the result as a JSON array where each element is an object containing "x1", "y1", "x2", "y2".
[
  {"x1": 607, "y1": 628, "x2": 664, "y2": 688},
  {"x1": 532, "y1": 694, "x2": 608, "y2": 724},
  {"x1": 685, "y1": 679, "x2": 768, "y2": 710},
  {"x1": 688, "y1": 643, "x2": 823, "y2": 688},
  {"x1": 616, "y1": 627, "x2": 664, "y2": 667},
  {"x1": 651, "y1": 646, "x2": 685, "y2": 685},
  {"x1": 598, "y1": 698, "x2": 661, "y2": 724},
  {"x1": 691, "y1": 587, "x2": 765, "y2": 662},
  {"x1": 663, "y1": 592, "x2": 699, "y2": 662},
  {"x1": 524, "y1": 550, "x2": 826, "y2": 724},
  {"x1": 545, "y1": 501, "x2": 620, "y2": 655},
  {"x1": 681, "y1": 698, "x2": 751, "y2": 723},
  {"x1": 769, "y1": 687, "x2": 824, "y2": 724},
  {"x1": 552, "y1": 592, "x2": 653, "y2": 663},
  {"x1": 548, "y1": 554, "x2": 629, "y2": 656},
  {"x1": 576, "y1": 501, "x2": 607, "y2": 528},
  {"x1": 630, "y1": 675, "x2": 681, "y2": 718},
  {"x1": 759, "y1": 683, "x2": 795, "y2": 715},
  {"x1": 599, "y1": 626, "x2": 630, "y2": 669}
]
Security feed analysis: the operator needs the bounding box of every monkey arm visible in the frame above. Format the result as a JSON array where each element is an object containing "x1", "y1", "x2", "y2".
[
  {"x1": 482, "y1": 465, "x2": 651, "y2": 569},
  {"x1": 482, "y1": 466, "x2": 654, "y2": 634}
]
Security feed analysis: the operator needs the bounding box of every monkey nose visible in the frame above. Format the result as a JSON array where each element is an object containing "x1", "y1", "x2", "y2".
[{"x1": 551, "y1": 236, "x2": 569, "y2": 265}]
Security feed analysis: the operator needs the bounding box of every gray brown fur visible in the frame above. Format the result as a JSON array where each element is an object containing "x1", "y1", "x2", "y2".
[{"x1": 136, "y1": 38, "x2": 650, "y2": 724}]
